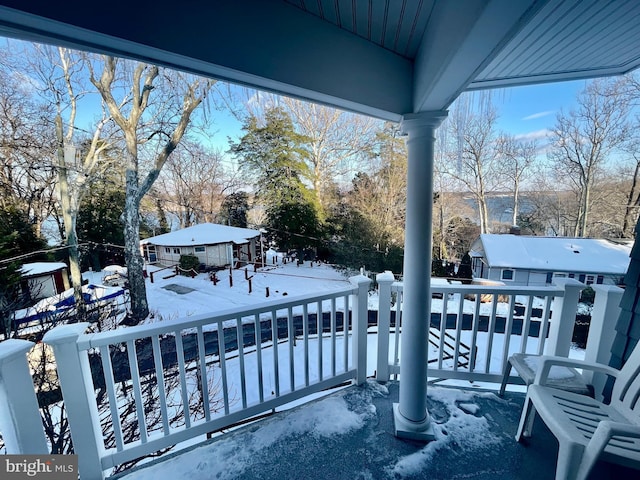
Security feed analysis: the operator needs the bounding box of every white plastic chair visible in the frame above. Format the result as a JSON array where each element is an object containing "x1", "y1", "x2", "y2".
[{"x1": 515, "y1": 344, "x2": 640, "y2": 480}]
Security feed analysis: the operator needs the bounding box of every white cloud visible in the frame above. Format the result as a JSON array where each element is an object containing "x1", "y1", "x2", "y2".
[
  {"x1": 522, "y1": 110, "x2": 554, "y2": 121},
  {"x1": 514, "y1": 129, "x2": 552, "y2": 142}
]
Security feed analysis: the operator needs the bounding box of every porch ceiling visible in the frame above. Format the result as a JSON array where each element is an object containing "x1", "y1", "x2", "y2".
[{"x1": 0, "y1": 1, "x2": 638, "y2": 120}]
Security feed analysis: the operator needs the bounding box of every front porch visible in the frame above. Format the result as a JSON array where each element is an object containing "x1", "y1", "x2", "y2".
[
  {"x1": 0, "y1": 276, "x2": 627, "y2": 479},
  {"x1": 113, "y1": 381, "x2": 632, "y2": 480}
]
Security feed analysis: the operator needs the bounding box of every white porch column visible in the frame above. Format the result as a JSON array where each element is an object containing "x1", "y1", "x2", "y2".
[{"x1": 394, "y1": 111, "x2": 447, "y2": 441}]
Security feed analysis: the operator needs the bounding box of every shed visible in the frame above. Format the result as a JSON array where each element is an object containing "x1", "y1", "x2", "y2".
[
  {"x1": 20, "y1": 262, "x2": 70, "y2": 301},
  {"x1": 469, "y1": 234, "x2": 631, "y2": 287},
  {"x1": 140, "y1": 223, "x2": 262, "y2": 269}
]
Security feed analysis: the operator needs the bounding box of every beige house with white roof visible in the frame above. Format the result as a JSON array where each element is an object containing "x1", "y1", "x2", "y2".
[{"x1": 140, "y1": 223, "x2": 262, "y2": 269}]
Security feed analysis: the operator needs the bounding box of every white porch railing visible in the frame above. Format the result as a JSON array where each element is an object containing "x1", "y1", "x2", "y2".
[
  {"x1": 0, "y1": 274, "x2": 624, "y2": 479},
  {"x1": 375, "y1": 275, "x2": 620, "y2": 385},
  {"x1": 0, "y1": 275, "x2": 369, "y2": 479}
]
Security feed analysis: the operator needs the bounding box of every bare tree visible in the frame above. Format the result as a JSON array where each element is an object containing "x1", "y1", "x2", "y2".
[
  {"x1": 433, "y1": 124, "x2": 475, "y2": 262},
  {"x1": 154, "y1": 142, "x2": 230, "y2": 228},
  {"x1": 89, "y1": 57, "x2": 215, "y2": 322},
  {"x1": 35, "y1": 46, "x2": 114, "y2": 319},
  {"x1": 444, "y1": 93, "x2": 503, "y2": 234},
  {"x1": 548, "y1": 78, "x2": 630, "y2": 237},
  {"x1": 348, "y1": 122, "x2": 407, "y2": 247},
  {"x1": 279, "y1": 97, "x2": 379, "y2": 215},
  {"x1": 0, "y1": 44, "x2": 58, "y2": 238},
  {"x1": 497, "y1": 134, "x2": 538, "y2": 227}
]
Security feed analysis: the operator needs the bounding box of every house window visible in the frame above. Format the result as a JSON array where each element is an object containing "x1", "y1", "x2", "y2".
[
  {"x1": 194, "y1": 246, "x2": 205, "y2": 253},
  {"x1": 568, "y1": 273, "x2": 575, "y2": 279},
  {"x1": 165, "y1": 247, "x2": 171, "y2": 254},
  {"x1": 586, "y1": 275, "x2": 595, "y2": 285},
  {"x1": 578, "y1": 274, "x2": 586, "y2": 283},
  {"x1": 546, "y1": 272, "x2": 553, "y2": 284},
  {"x1": 173, "y1": 247, "x2": 181, "y2": 255},
  {"x1": 597, "y1": 275, "x2": 604, "y2": 285},
  {"x1": 501, "y1": 269, "x2": 514, "y2": 281}
]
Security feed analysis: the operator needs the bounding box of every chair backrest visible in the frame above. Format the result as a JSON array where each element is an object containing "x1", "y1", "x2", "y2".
[{"x1": 611, "y1": 340, "x2": 640, "y2": 415}]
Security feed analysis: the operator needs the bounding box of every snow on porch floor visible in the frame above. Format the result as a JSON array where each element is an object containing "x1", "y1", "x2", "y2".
[{"x1": 113, "y1": 381, "x2": 632, "y2": 480}]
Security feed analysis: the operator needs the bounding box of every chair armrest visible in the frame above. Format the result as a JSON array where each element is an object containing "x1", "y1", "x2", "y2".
[
  {"x1": 576, "y1": 421, "x2": 640, "y2": 479},
  {"x1": 589, "y1": 421, "x2": 640, "y2": 452},
  {"x1": 533, "y1": 356, "x2": 619, "y2": 387}
]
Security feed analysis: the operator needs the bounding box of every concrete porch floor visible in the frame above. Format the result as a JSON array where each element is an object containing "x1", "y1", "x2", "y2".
[{"x1": 113, "y1": 381, "x2": 634, "y2": 480}]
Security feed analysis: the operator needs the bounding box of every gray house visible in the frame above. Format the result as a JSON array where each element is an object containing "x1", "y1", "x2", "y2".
[
  {"x1": 470, "y1": 234, "x2": 631, "y2": 287},
  {"x1": 140, "y1": 223, "x2": 262, "y2": 269}
]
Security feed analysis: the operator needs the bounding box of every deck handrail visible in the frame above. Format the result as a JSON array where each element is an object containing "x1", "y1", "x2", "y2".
[
  {"x1": 39, "y1": 275, "x2": 370, "y2": 479},
  {"x1": 376, "y1": 276, "x2": 586, "y2": 384},
  {"x1": 0, "y1": 274, "x2": 623, "y2": 479}
]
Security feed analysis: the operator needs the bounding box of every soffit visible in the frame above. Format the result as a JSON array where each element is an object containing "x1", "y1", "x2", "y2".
[
  {"x1": 470, "y1": 0, "x2": 640, "y2": 90},
  {"x1": 0, "y1": 1, "x2": 638, "y2": 119}
]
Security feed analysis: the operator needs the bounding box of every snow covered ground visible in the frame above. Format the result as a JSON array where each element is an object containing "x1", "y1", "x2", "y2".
[{"x1": 84, "y1": 261, "x2": 355, "y2": 322}]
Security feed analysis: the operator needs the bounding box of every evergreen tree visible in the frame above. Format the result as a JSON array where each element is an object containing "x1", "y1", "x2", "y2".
[
  {"x1": 266, "y1": 186, "x2": 321, "y2": 252},
  {"x1": 230, "y1": 107, "x2": 322, "y2": 250},
  {"x1": 77, "y1": 177, "x2": 126, "y2": 269},
  {"x1": 230, "y1": 107, "x2": 313, "y2": 207},
  {"x1": 0, "y1": 205, "x2": 48, "y2": 337},
  {"x1": 219, "y1": 191, "x2": 249, "y2": 228}
]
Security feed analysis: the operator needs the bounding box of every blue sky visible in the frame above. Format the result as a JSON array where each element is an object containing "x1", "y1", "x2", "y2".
[
  {"x1": 211, "y1": 79, "x2": 588, "y2": 156},
  {"x1": 493, "y1": 79, "x2": 586, "y2": 139}
]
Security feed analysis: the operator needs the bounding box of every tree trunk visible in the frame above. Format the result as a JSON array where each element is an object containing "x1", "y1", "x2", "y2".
[
  {"x1": 123, "y1": 154, "x2": 149, "y2": 323},
  {"x1": 55, "y1": 114, "x2": 86, "y2": 321}
]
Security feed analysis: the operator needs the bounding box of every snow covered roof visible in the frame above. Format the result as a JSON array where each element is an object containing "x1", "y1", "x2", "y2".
[
  {"x1": 140, "y1": 223, "x2": 261, "y2": 247},
  {"x1": 472, "y1": 234, "x2": 632, "y2": 275},
  {"x1": 20, "y1": 262, "x2": 67, "y2": 277}
]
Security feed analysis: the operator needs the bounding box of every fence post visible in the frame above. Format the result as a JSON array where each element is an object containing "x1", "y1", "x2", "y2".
[
  {"x1": 43, "y1": 323, "x2": 105, "y2": 480},
  {"x1": 350, "y1": 274, "x2": 372, "y2": 385},
  {"x1": 0, "y1": 339, "x2": 48, "y2": 454},
  {"x1": 545, "y1": 278, "x2": 584, "y2": 357},
  {"x1": 584, "y1": 284, "x2": 623, "y2": 399},
  {"x1": 376, "y1": 271, "x2": 395, "y2": 382}
]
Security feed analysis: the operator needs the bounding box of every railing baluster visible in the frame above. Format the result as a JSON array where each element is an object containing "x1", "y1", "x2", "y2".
[
  {"x1": 393, "y1": 290, "x2": 402, "y2": 378},
  {"x1": 437, "y1": 291, "x2": 448, "y2": 369},
  {"x1": 271, "y1": 309, "x2": 280, "y2": 396},
  {"x1": 519, "y1": 296, "x2": 534, "y2": 353},
  {"x1": 317, "y1": 300, "x2": 323, "y2": 381},
  {"x1": 501, "y1": 295, "x2": 516, "y2": 373},
  {"x1": 126, "y1": 339, "x2": 148, "y2": 443},
  {"x1": 197, "y1": 326, "x2": 211, "y2": 420},
  {"x1": 254, "y1": 313, "x2": 264, "y2": 403},
  {"x1": 331, "y1": 297, "x2": 337, "y2": 377},
  {"x1": 303, "y1": 303, "x2": 310, "y2": 386},
  {"x1": 470, "y1": 293, "x2": 481, "y2": 372},
  {"x1": 453, "y1": 292, "x2": 465, "y2": 371},
  {"x1": 217, "y1": 323, "x2": 230, "y2": 414},
  {"x1": 485, "y1": 294, "x2": 499, "y2": 374},
  {"x1": 288, "y1": 306, "x2": 295, "y2": 392},
  {"x1": 174, "y1": 330, "x2": 191, "y2": 428},
  {"x1": 99, "y1": 345, "x2": 124, "y2": 451},
  {"x1": 151, "y1": 335, "x2": 170, "y2": 434},
  {"x1": 343, "y1": 294, "x2": 350, "y2": 372},
  {"x1": 538, "y1": 296, "x2": 553, "y2": 355},
  {"x1": 235, "y1": 318, "x2": 247, "y2": 409}
]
